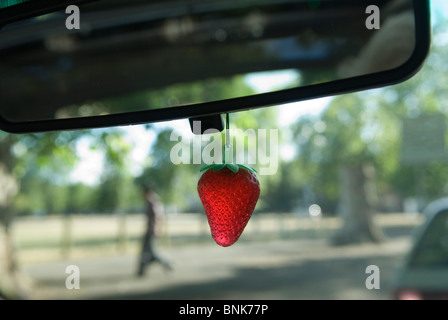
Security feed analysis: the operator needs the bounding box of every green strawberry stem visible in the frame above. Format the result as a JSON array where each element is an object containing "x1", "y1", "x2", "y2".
[
  {"x1": 200, "y1": 163, "x2": 257, "y2": 174},
  {"x1": 199, "y1": 113, "x2": 257, "y2": 174}
]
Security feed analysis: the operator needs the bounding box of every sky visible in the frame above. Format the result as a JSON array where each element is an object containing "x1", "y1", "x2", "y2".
[{"x1": 69, "y1": 0, "x2": 446, "y2": 185}]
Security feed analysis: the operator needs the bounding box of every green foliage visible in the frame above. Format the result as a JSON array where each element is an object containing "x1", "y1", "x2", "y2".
[
  {"x1": 136, "y1": 128, "x2": 183, "y2": 204},
  {"x1": 290, "y1": 26, "x2": 448, "y2": 210},
  {"x1": 259, "y1": 160, "x2": 305, "y2": 212},
  {"x1": 102, "y1": 75, "x2": 256, "y2": 112}
]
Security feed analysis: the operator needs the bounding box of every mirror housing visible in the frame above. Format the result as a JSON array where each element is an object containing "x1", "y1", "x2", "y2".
[{"x1": 0, "y1": 0, "x2": 431, "y2": 133}]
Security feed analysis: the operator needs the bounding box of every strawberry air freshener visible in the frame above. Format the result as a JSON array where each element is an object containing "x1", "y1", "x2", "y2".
[{"x1": 197, "y1": 114, "x2": 260, "y2": 247}]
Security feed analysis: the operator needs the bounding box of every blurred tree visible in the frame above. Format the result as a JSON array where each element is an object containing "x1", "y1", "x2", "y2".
[
  {"x1": 291, "y1": 20, "x2": 448, "y2": 245},
  {"x1": 0, "y1": 126, "x2": 139, "y2": 297},
  {"x1": 137, "y1": 128, "x2": 195, "y2": 208},
  {"x1": 292, "y1": 95, "x2": 387, "y2": 244},
  {"x1": 0, "y1": 130, "x2": 80, "y2": 298},
  {"x1": 259, "y1": 159, "x2": 305, "y2": 213},
  {"x1": 92, "y1": 129, "x2": 134, "y2": 212}
]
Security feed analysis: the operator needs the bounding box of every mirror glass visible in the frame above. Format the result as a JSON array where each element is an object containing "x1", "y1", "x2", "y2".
[{"x1": 0, "y1": 0, "x2": 416, "y2": 122}]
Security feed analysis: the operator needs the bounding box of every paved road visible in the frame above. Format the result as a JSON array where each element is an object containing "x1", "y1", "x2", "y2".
[{"x1": 22, "y1": 237, "x2": 412, "y2": 300}]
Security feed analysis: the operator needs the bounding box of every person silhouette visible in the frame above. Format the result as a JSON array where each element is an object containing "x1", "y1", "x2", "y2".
[{"x1": 137, "y1": 185, "x2": 172, "y2": 277}]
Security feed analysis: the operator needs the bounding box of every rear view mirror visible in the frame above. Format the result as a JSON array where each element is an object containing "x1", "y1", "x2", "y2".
[{"x1": 0, "y1": 0, "x2": 430, "y2": 133}]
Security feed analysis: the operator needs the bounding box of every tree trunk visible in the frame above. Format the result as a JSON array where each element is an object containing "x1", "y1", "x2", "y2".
[
  {"x1": 331, "y1": 164, "x2": 386, "y2": 246},
  {"x1": 0, "y1": 138, "x2": 28, "y2": 299},
  {"x1": 0, "y1": 224, "x2": 28, "y2": 299}
]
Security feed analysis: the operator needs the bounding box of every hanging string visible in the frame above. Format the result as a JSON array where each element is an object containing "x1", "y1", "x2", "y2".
[
  {"x1": 224, "y1": 113, "x2": 232, "y2": 164},
  {"x1": 225, "y1": 113, "x2": 230, "y2": 146}
]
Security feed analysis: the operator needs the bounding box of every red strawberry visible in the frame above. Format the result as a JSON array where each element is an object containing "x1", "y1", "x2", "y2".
[{"x1": 197, "y1": 164, "x2": 260, "y2": 247}]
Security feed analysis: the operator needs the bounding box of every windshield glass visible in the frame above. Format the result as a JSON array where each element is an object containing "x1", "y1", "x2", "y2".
[{"x1": 0, "y1": 0, "x2": 444, "y2": 303}]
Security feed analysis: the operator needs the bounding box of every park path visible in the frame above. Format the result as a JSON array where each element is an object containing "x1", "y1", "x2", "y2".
[{"x1": 22, "y1": 237, "x2": 412, "y2": 300}]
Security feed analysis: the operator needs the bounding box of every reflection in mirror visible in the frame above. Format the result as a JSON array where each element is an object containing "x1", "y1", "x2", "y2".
[
  {"x1": 0, "y1": 0, "x2": 415, "y2": 122},
  {"x1": 338, "y1": 0, "x2": 415, "y2": 78}
]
